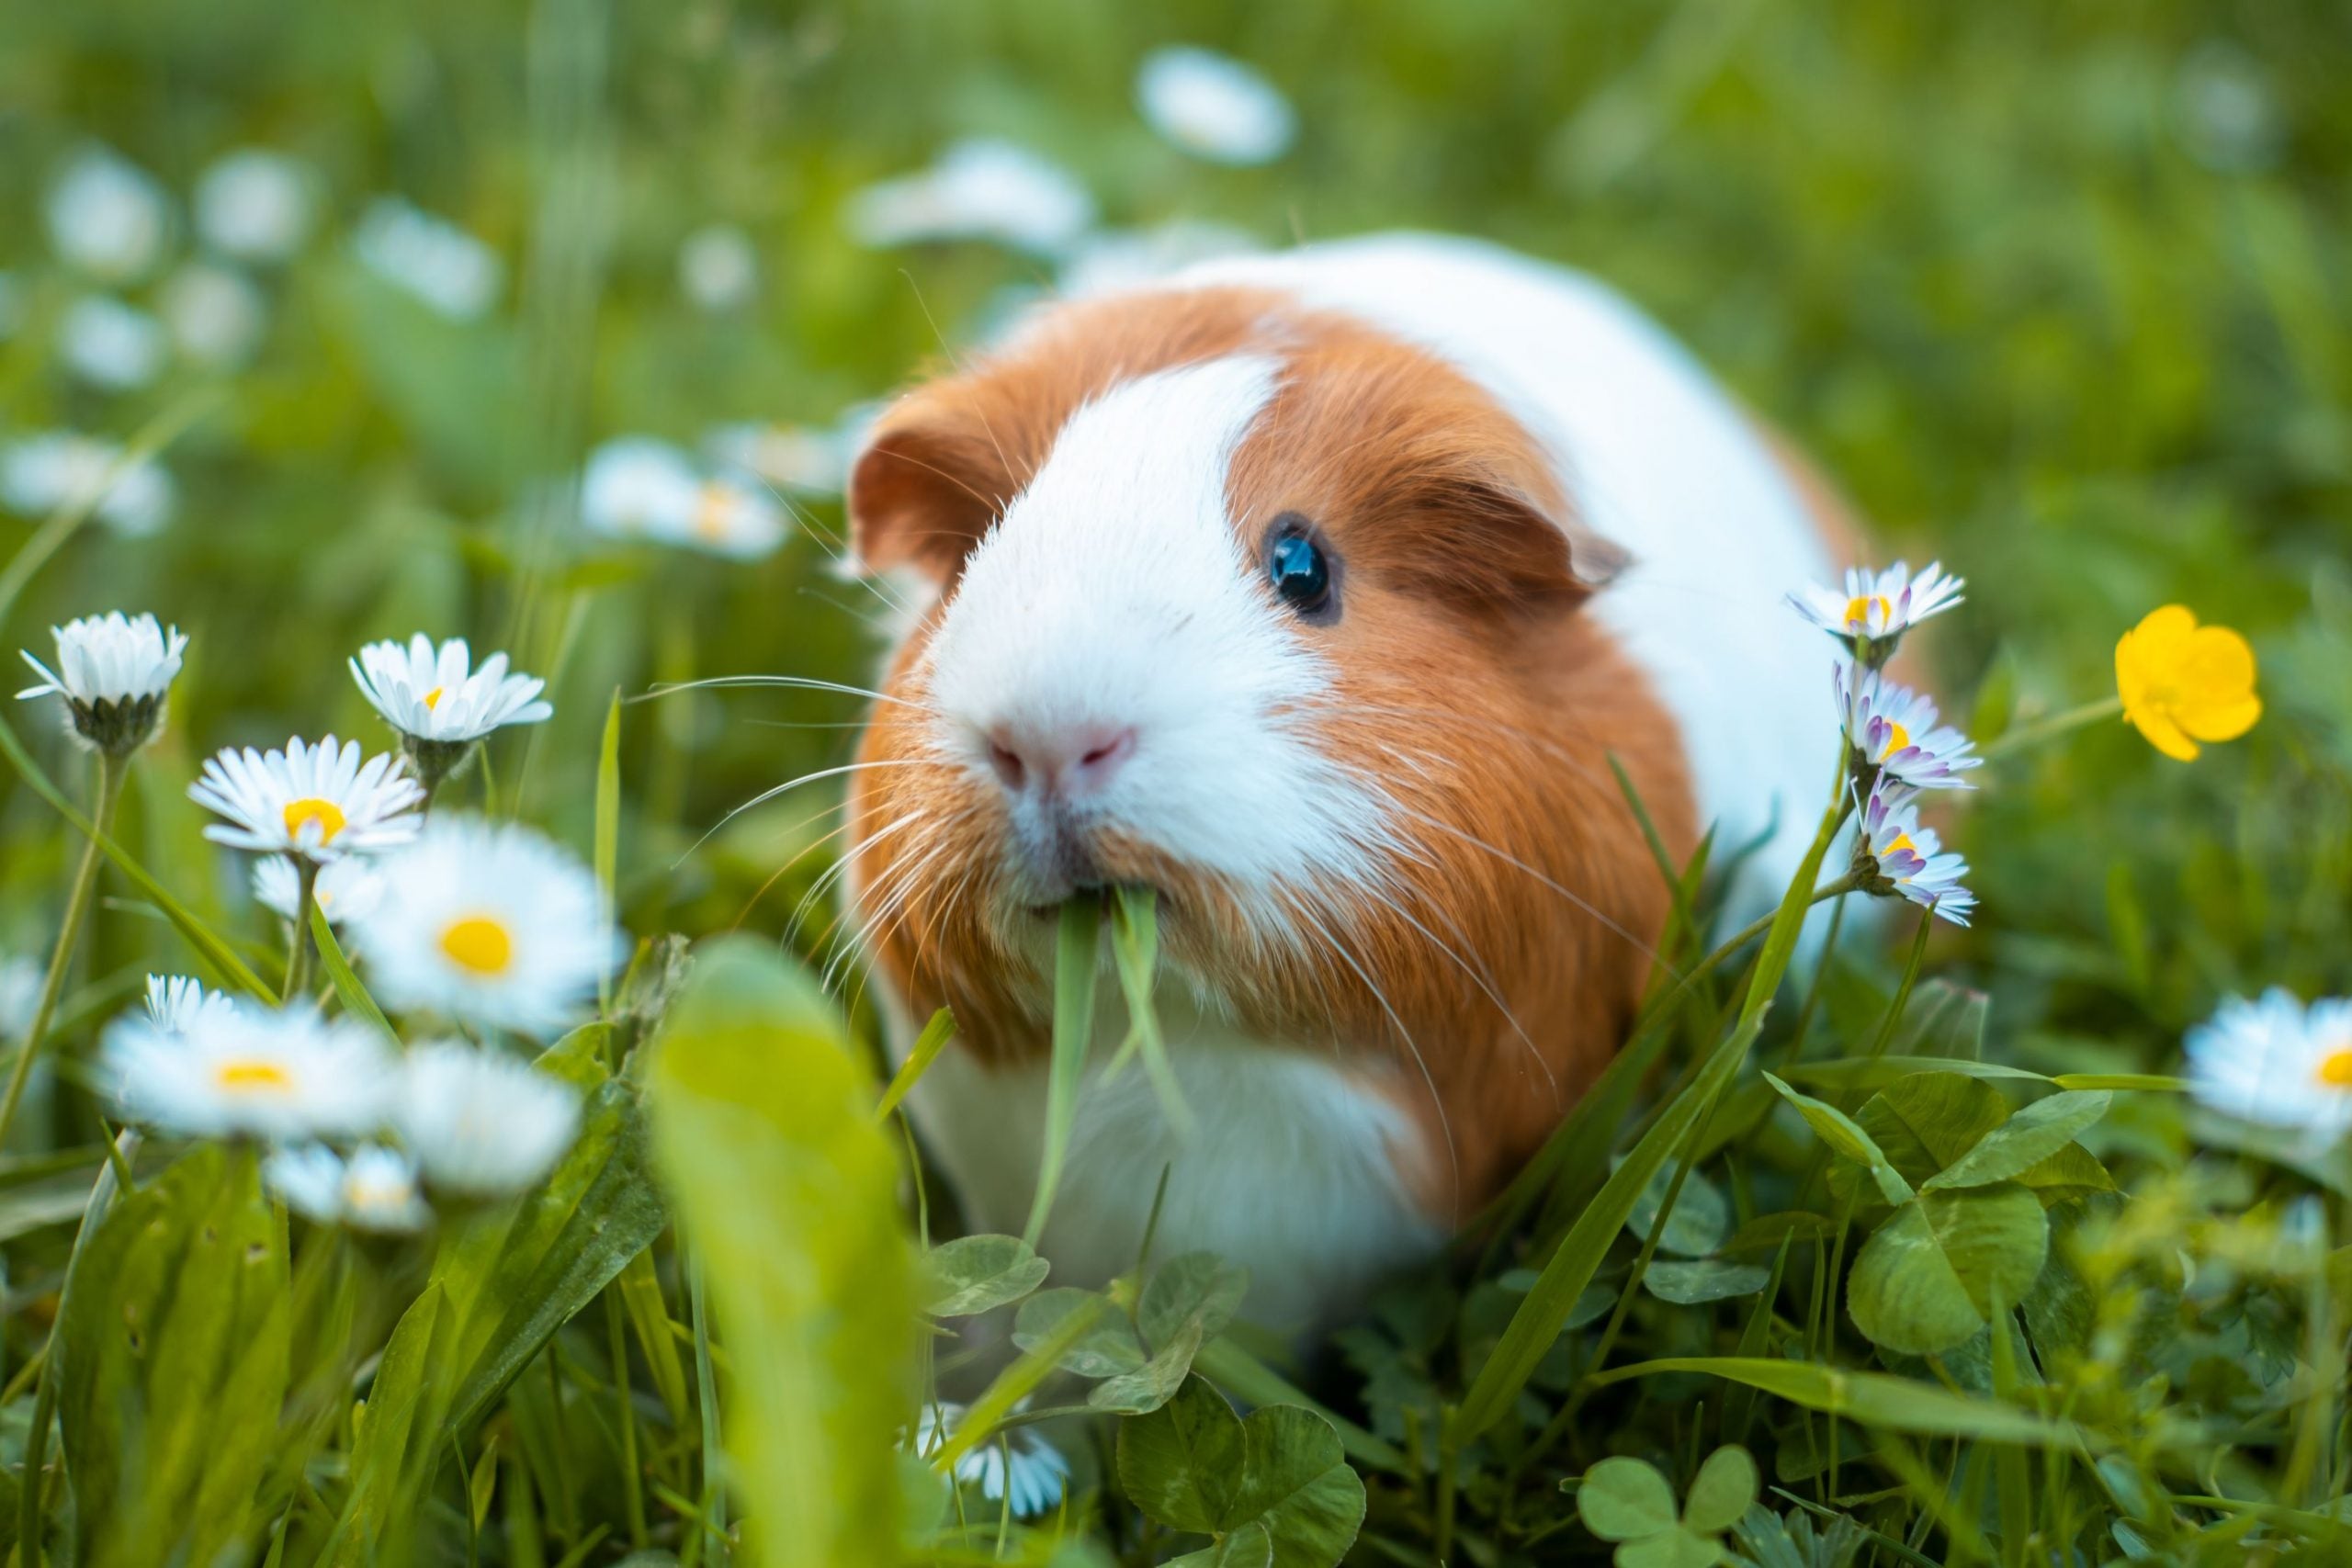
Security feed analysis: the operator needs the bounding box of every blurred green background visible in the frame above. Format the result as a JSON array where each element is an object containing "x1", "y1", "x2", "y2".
[{"x1": 1, "y1": 0, "x2": 2346, "y2": 1087}]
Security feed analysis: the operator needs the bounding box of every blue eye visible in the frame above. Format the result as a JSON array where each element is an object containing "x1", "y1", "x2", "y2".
[{"x1": 1268, "y1": 528, "x2": 1331, "y2": 615}]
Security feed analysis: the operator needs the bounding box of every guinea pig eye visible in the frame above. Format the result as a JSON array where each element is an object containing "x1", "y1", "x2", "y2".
[{"x1": 1265, "y1": 519, "x2": 1334, "y2": 619}]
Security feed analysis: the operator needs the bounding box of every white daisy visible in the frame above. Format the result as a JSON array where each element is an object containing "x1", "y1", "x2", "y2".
[
  {"x1": 56, "y1": 295, "x2": 169, "y2": 391},
  {"x1": 353, "y1": 197, "x2": 503, "y2": 320},
  {"x1": 912, "y1": 1401, "x2": 1071, "y2": 1518},
  {"x1": 579, "y1": 436, "x2": 786, "y2": 558},
  {"x1": 2187, "y1": 990, "x2": 2352, "y2": 1139},
  {"x1": 18, "y1": 611, "x2": 187, "y2": 754},
  {"x1": 144, "y1": 973, "x2": 239, "y2": 1036},
  {"x1": 394, "y1": 1041, "x2": 582, "y2": 1195},
  {"x1": 104, "y1": 1004, "x2": 395, "y2": 1141},
  {"x1": 1856, "y1": 783, "x2": 1976, "y2": 927},
  {"x1": 1792, "y1": 561, "x2": 1965, "y2": 652},
  {"x1": 704, "y1": 422, "x2": 848, "y2": 496},
  {"x1": 188, "y1": 734, "x2": 424, "y2": 863},
  {"x1": 1136, "y1": 47, "x2": 1296, "y2": 166},
  {"x1": 352, "y1": 817, "x2": 615, "y2": 1034},
  {"x1": 350, "y1": 634, "x2": 553, "y2": 745},
  {"x1": 160, "y1": 262, "x2": 268, "y2": 368},
  {"x1": 0, "y1": 956, "x2": 40, "y2": 1041},
  {"x1": 46, "y1": 147, "x2": 171, "y2": 285},
  {"x1": 0, "y1": 432, "x2": 175, "y2": 536},
  {"x1": 194, "y1": 149, "x2": 315, "y2": 263},
  {"x1": 266, "y1": 1143, "x2": 434, "y2": 1233},
  {"x1": 677, "y1": 223, "x2": 759, "y2": 311},
  {"x1": 1837, "y1": 667, "x2": 1981, "y2": 790},
  {"x1": 254, "y1": 855, "x2": 388, "y2": 929},
  {"x1": 846, "y1": 139, "x2": 1094, "y2": 258},
  {"x1": 1058, "y1": 220, "x2": 1261, "y2": 299}
]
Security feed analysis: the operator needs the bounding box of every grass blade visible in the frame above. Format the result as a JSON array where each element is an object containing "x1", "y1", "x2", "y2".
[
  {"x1": 874, "y1": 1007, "x2": 956, "y2": 1122},
  {"x1": 1104, "y1": 885, "x2": 1189, "y2": 1134},
  {"x1": 1021, "y1": 898, "x2": 1100, "y2": 1247},
  {"x1": 594, "y1": 687, "x2": 621, "y2": 1015},
  {"x1": 1585, "y1": 1357, "x2": 2096, "y2": 1448},
  {"x1": 311, "y1": 906, "x2": 396, "y2": 1043}
]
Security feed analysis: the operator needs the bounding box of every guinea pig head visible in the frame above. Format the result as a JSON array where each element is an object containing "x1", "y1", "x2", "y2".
[{"x1": 842, "y1": 290, "x2": 1690, "y2": 1205}]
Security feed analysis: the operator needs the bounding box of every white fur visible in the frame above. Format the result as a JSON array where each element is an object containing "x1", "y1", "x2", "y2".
[
  {"x1": 904, "y1": 987, "x2": 1444, "y2": 1335},
  {"x1": 1180, "y1": 235, "x2": 1844, "y2": 920},
  {"x1": 921, "y1": 353, "x2": 1394, "y2": 915}
]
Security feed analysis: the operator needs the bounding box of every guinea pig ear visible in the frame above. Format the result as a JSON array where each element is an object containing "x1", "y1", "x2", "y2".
[
  {"x1": 845, "y1": 410, "x2": 1017, "y2": 583},
  {"x1": 1410, "y1": 471, "x2": 1631, "y2": 606}
]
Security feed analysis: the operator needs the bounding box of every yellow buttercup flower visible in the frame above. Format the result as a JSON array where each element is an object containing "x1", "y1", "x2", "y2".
[{"x1": 2115, "y1": 605, "x2": 2261, "y2": 761}]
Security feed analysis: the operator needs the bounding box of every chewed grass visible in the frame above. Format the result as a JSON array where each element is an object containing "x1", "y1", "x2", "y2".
[{"x1": 3, "y1": 3, "x2": 2351, "y2": 1566}]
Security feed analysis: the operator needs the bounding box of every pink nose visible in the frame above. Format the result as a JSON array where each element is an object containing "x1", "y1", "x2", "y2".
[{"x1": 986, "y1": 721, "x2": 1136, "y2": 799}]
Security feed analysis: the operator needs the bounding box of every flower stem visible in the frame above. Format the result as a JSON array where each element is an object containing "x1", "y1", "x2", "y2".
[
  {"x1": 0, "y1": 750, "x2": 128, "y2": 1151},
  {"x1": 284, "y1": 860, "x2": 322, "y2": 1003},
  {"x1": 1978, "y1": 694, "x2": 2124, "y2": 761}
]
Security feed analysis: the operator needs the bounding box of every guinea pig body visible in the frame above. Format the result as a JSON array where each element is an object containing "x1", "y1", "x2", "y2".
[{"x1": 841, "y1": 234, "x2": 1840, "y2": 1334}]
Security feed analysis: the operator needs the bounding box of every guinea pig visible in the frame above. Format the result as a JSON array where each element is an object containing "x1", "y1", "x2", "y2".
[{"x1": 840, "y1": 233, "x2": 1843, "y2": 1334}]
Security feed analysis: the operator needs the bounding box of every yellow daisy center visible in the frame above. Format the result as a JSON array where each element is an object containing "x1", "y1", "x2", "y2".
[
  {"x1": 283, "y1": 797, "x2": 347, "y2": 844},
  {"x1": 440, "y1": 914, "x2": 515, "y2": 976},
  {"x1": 1878, "y1": 720, "x2": 1912, "y2": 760},
  {"x1": 423, "y1": 686, "x2": 446, "y2": 710},
  {"x1": 1844, "y1": 592, "x2": 1892, "y2": 630},
  {"x1": 216, "y1": 1058, "x2": 293, "y2": 1095},
  {"x1": 2315, "y1": 1044, "x2": 2352, "y2": 1090},
  {"x1": 693, "y1": 483, "x2": 734, "y2": 541}
]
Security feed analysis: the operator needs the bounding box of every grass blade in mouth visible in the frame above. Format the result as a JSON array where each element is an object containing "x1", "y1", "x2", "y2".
[{"x1": 1023, "y1": 896, "x2": 1103, "y2": 1247}]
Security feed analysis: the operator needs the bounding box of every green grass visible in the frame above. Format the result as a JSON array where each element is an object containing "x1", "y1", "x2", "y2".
[{"x1": 1, "y1": 1, "x2": 2348, "y2": 1563}]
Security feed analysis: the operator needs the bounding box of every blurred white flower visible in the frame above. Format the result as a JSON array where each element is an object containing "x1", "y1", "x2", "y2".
[
  {"x1": 581, "y1": 436, "x2": 786, "y2": 558},
  {"x1": 2187, "y1": 989, "x2": 2352, "y2": 1138},
  {"x1": 17, "y1": 611, "x2": 187, "y2": 754},
  {"x1": 144, "y1": 973, "x2": 238, "y2": 1036},
  {"x1": 0, "y1": 432, "x2": 175, "y2": 536},
  {"x1": 0, "y1": 957, "x2": 40, "y2": 1041},
  {"x1": 161, "y1": 262, "x2": 268, "y2": 368},
  {"x1": 395, "y1": 1041, "x2": 582, "y2": 1194},
  {"x1": 354, "y1": 197, "x2": 503, "y2": 320},
  {"x1": 1856, "y1": 782, "x2": 1975, "y2": 927},
  {"x1": 1836, "y1": 667, "x2": 1981, "y2": 790},
  {"x1": 353, "y1": 817, "x2": 615, "y2": 1034},
  {"x1": 911, "y1": 1401, "x2": 1071, "y2": 1517},
  {"x1": 47, "y1": 147, "x2": 172, "y2": 285},
  {"x1": 105, "y1": 1004, "x2": 395, "y2": 1141},
  {"x1": 1058, "y1": 220, "x2": 1262, "y2": 299},
  {"x1": 1136, "y1": 47, "x2": 1296, "y2": 165},
  {"x1": 705, "y1": 422, "x2": 848, "y2": 496},
  {"x1": 189, "y1": 735, "x2": 424, "y2": 863},
  {"x1": 847, "y1": 139, "x2": 1094, "y2": 258},
  {"x1": 350, "y1": 634, "x2": 552, "y2": 745},
  {"x1": 677, "y1": 223, "x2": 759, "y2": 311},
  {"x1": 1792, "y1": 561, "x2": 1964, "y2": 648},
  {"x1": 195, "y1": 149, "x2": 315, "y2": 263},
  {"x1": 254, "y1": 855, "x2": 388, "y2": 929},
  {"x1": 266, "y1": 1143, "x2": 433, "y2": 1232},
  {"x1": 57, "y1": 295, "x2": 168, "y2": 391},
  {"x1": 2172, "y1": 41, "x2": 2284, "y2": 176}
]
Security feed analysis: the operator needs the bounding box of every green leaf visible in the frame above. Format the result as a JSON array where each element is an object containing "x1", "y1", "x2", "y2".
[
  {"x1": 1121, "y1": 1377, "x2": 1366, "y2": 1568},
  {"x1": 1681, "y1": 1445, "x2": 1758, "y2": 1535},
  {"x1": 1091, "y1": 1314, "x2": 1207, "y2": 1415},
  {"x1": 1619, "y1": 1535, "x2": 1722, "y2": 1568},
  {"x1": 1848, "y1": 1184, "x2": 2050, "y2": 1355},
  {"x1": 1623, "y1": 1156, "x2": 1730, "y2": 1256},
  {"x1": 1141, "y1": 1252, "x2": 1251, "y2": 1348},
  {"x1": 1850, "y1": 1072, "x2": 2011, "y2": 1191},
  {"x1": 1023, "y1": 898, "x2": 1101, "y2": 1246},
  {"x1": 1191, "y1": 1337, "x2": 1408, "y2": 1476},
  {"x1": 645, "y1": 935, "x2": 914, "y2": 1566},
  {"x1": 56, "y1": 1143, "x2": 288, "y2": 1568},
  {"x1": 1925, "y1": 1090, "x2": 2111, "y2": 1190},
  {"x1": 617, "y1": 1247, "x2": 690, "y2": 1426},
  {"x1": 2012, "y1": 1141, "x2": 2119, "y2": 1202},
  {"x1": 1585, "y1": 1357, "x2": 2096, "y2": 1448},
  {"x1": 311, "y1": 903, "x2": 396, "y2": 1042},
  {"x1": 1764, "y1": 1072, "x2": 1914, "y2": 1205},
  {"x1": 1013, "y1": 1288, "x2": 1147, "y2": 1378},
  {"x1": 1577, "y1": 1456, "x2": 1679, "y2": 1541},
  {"x1": 1644, "y1": 1258, "x2": 1772, "y2": 1303},
  {"x1": 922, "y1": 1234, "x2": 1051, "y2": 1317},
  {"x1": 327, "y1": 1282, "x2": 456, "y2": 1566}
]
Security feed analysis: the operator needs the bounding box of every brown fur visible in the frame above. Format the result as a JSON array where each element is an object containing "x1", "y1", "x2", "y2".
[{"x1": 845, "y1": 288, "x2": 1697, "y2": 1221}]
